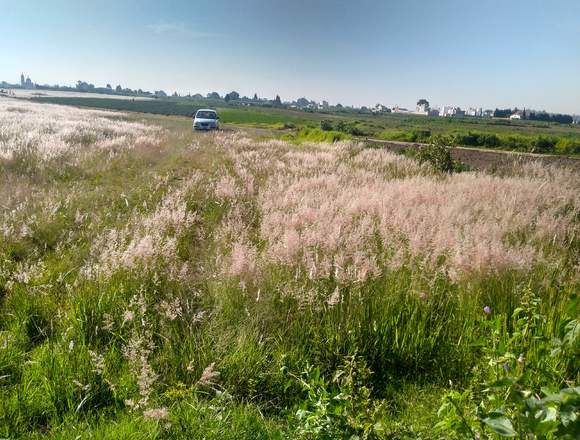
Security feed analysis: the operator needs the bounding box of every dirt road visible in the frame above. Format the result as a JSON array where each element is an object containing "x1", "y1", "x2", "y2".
[{"x1": 364, "y1": 138, "x2": 580, "y2": 172}]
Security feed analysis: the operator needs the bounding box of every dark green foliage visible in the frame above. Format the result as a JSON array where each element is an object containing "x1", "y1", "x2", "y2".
[
  {"x1": 533, "y1": 136, "x2": 557, "y2": 153},
  {"x1": 452, "y1": 131, "x2": 501, "y2": 148},
  {"x1": 415, "y1": 137, "x2": 456, "y2": 173},
  {"x1": 319, "y1": 119, "x2": 370, "y2": 136},
  {"x1": 320, "y1": 119, "x2": 333, "y2": 131}
]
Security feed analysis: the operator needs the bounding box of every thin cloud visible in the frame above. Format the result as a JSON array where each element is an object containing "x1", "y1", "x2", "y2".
[{"x1": 147, "y1": 20, "x2": 222, "y2": 38}]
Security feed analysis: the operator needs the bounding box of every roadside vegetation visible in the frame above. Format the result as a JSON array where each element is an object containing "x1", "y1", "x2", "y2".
[{"x1": 1, "y1": 98, "x2": 578, "y2": 438}]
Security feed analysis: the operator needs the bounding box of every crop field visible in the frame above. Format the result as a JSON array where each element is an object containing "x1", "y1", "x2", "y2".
[
  {"x1": 28, "y1": 96, "x2": 323, "y2": 127},
  {"x1": 0, "y1": 97, "x2": 579, "y2": 438}
]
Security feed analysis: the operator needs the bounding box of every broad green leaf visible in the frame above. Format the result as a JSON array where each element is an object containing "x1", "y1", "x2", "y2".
[{"x1": 483, "y1": 416, "x2": 517, "y2": 437}]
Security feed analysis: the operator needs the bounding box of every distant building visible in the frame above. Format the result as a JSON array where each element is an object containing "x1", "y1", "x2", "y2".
[
  {"x1": 20, "y1": 73, "x2": 34, "y2": 89},
  {"x1": 440, "y1": 106, "x2": 465, "y2": 117},
  {"x1": 440, "y1": 106, "x2": 455, "y2": 117},
  {"x1": 464, "y1": 108, "x2": 483, "y2": 117},
  {"x1": 428, "y1": 109, "x2": 440, "y2": 117},
  {"x1": 372, "y1": 103, "x2": 389, "y2": 113},
  {"x1": 317, "y1": 101, "x2": 329, "y2": 110},
  {"x1": 484, "y1": 109, "x2": 494, "y2": 118},
  {"x1": 509, "y1": 111, "x2": 524, "y2": 120},
  {"x1": 416, "y1": 99, "x2": 430, "y2": 115},
  {"x1": 392, "y1": 106, "x2": 409, "y2": 113}
]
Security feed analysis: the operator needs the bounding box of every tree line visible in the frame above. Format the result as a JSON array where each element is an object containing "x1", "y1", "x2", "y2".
[{"x1": 493, "y1": 108, "x2": 573, "y2": 124}]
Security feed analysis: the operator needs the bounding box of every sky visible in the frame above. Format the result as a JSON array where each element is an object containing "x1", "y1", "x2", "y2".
[{"x1": 2, "y1": 0, "x2": 579, "y2": 113}]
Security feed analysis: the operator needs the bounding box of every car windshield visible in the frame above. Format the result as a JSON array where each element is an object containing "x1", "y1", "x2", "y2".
[{"x1": 196, "y1": 111, "x2": 217, "y2": 119}]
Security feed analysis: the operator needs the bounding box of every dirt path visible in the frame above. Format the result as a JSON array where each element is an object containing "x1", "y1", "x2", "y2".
[{"x1": 364, "y1": 138, "x2": 580, "y2": 172}]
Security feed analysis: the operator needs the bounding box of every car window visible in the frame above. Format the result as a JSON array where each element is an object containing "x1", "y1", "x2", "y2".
[{"x1": 196, "y1": 111, "x2": 217, "y2": 119}]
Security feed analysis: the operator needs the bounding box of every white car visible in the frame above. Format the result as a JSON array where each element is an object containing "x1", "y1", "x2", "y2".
[{"x1": 193, "y1": 109, "x2": 219, "y2": 130}]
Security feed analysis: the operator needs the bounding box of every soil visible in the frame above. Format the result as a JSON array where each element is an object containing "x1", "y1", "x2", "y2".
[{"x1": 364, "y1": 139, "x2": 580, "y2": 173}]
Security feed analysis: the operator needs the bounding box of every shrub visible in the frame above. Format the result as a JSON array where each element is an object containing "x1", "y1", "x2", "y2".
[
  {"x1": 533, "y1": 136, "x2": 557, "y2": 153},
  {"x1": 288, "y1": 355, "x2": 386, "y2": 439},
  {"x1": 452, "y1": 131, "x2": 501, "y2": 148},
  {"x1": 330, "y1": 120, "x2": 369, "y2": 136},
  {"x1": 555, "y1": 138, "x2": 580, "y2": 155},
  {"x1": 415, "y1": 137, "x2": 455, "y2": 173},
  {"x1": 320, "y1": 120, "x2": 333, "y2": 131},
  {"x1": 410, "y1": 129, "x2": 431, "y2": 142}
]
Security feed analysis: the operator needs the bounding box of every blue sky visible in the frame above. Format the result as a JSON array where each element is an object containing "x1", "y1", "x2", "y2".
[{"x1": 2, "y1": 0, "x2": 579, "y2": 113}]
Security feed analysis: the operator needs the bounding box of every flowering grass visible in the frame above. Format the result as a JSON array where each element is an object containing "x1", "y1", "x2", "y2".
[
  {"x1": 0, "y1": 97, "x2": 161, "y2": 163},
  {"x1": 213, "y1": 134, "x2": 578, "y2": 284},
  {"x1": 0, "y1": 101, "x2": 578, "y2": 438}
]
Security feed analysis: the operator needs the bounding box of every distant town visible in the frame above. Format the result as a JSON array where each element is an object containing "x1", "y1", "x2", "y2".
[{"x1": 2, "y1": 73, "x2": 578, "y2": 124}]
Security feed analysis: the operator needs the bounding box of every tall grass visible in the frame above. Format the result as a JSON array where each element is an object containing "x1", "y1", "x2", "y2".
[{"x1": 0, "y1": 99, "x2": 578, "y2": 438}]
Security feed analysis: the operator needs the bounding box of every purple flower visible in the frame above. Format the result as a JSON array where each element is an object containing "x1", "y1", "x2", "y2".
[
  {"x1": 503, "y1": 363, "x2": 510, "y2": 372},
  {"x1": 483, "y1": 306, "x2": 491, "y2": 315}
]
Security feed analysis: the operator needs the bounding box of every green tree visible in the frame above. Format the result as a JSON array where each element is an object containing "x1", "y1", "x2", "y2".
[{"x1": 225, "y1": 91, "x2": 240, "y2": 102}]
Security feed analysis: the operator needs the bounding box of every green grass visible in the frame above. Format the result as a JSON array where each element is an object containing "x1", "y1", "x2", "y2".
[
  {"x1": 281, "y1": 127, "x2": 352, "y2": 143},
  {"x1": 1, "y1": 112, "x2": 578, "y2": 438},
  {"x1": 29, "y1": 97, "x2": 322, "y2": 128}
]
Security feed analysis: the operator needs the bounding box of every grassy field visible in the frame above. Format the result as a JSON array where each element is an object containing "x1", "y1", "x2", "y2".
[
  {"x1": 28, "y1": 95, "x2": 580, "y2": 155},
  {"x1": 1, "y1": 97, "x2": 579, "y2": 439}
]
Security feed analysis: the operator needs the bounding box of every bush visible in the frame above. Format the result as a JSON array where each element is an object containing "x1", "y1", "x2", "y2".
[
  {"x1": 329, "y1": 120, "x2": 369, "y2": 136},
  {"x1": 289, "y1": 355, "x2": 387, "y2": 439},
  {"x1": 415, "y1": 137, "x2": 455, "y2": 173},
  {"x1": 320, "y1": 120, "x2": 333, "y2": 131},
  {"x1": 452, "y1": 131, "x2": 501, "y2": 148},
  {"x1": 555, "y1": 138, "x2": 580, "y2": 155},
  {"x1": 533, "y1": 136, "x2": 557, "y2": 153}
]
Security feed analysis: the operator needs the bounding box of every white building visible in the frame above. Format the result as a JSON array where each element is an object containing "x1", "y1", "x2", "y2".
[
  {"x1": 465, "y1": 107, "x2": 483, "y2": 117},
  {"x1": 372, "y1": 103, "x2": 389, "y2": 113},
  {"x1": 416, "y1": 99, "x2": 430, "y2": 115},
  {"x1": 440, "y1": 106, "x2": 455, "y2": 117}
]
